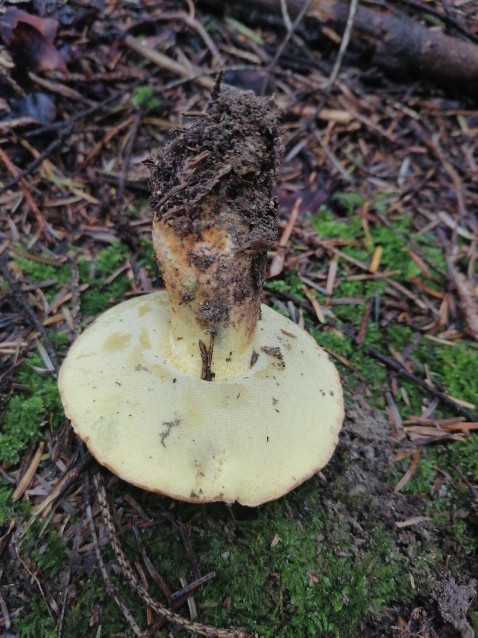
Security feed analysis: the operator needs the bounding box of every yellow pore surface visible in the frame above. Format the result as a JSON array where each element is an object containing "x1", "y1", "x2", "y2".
[{"x1": 59, "y1": 292, "x2": 344, "y2": 506}]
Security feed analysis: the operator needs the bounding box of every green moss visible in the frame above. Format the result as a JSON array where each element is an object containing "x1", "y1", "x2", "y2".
[
  {"x1": 0, "y1": 355, "x2": 62, "y2": 465},
  {"x1": 15, "y1": 255, "x2": 70, "y2": 285},
  {"x1": 15, "y1": 241, "x2": 133, "y2": 319},
  {"x1": 132, "y1": 85, "x2": 161, "y2": 112},
  {"x1": 267, "y1": 272, "x2": 304, "y2": 299},
  {"x1": 1, "y1": 395, "x2": 44, "y2": 464},
  {"x1": 313, "y1": 206, "x2": 362, "y2": 248},
  {"x1": 0, "y1": 483, "x2": 15, "y2": 525},
  {"x1": 334, "y1": 192, "x2": 366, "y2": 214},
  {"x1": 313, "y1": 206, "x2": 424, "y2": 281},
  {"x1": 189, "y1": 505, "x2": 423, "y2": 637},
  {"x1": 17, "y1": 598, "x2": 56, "y2": 638},
  {"x1": 14, "y1": 254, "x2": 71, "y2": 303},
  {"x1": 433, "y1": 341, "x2": 478, "y2": 407},
  {"x1": 94, "y1": 242, "x2": 129, "y2": 276},
  {"x1": 79, "y1": 241, "x2": 132, "y2": 316},
  {"x1": 371, "y1": 223, "x2": 421, "y2": 279},
  {"x1": 3, "y1": 523, "x2": 67, "y2": 632},
  {"x1": 394, "y1": 435, "x2": 478, "y2": 578},
  {"x1": 30, "y1": 529, "x2": 67, "y2": 579},
  {"x1": 313, "y1": 327, "x2": 354, "y2": 357},
  {"x1": 51, "y1": 330, "x2": 69, "y2": 352},
  {"x1": 81, "y1": 483, "x2": 438, "y2": 638},
  {"x1": 416, "y1": 240, "x2": 448, "y2": 274},
  {"x1": 137, "y1": 238, "x2": 157, "y2": 272},
  {"x1": 62, "y1": 572, "x2": 133, "y2": 637},
  {"x1": 8, "y1": 488, "x2": 445, "y2": 638}
]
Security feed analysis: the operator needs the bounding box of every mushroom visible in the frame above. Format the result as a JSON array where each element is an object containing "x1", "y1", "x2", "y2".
[{"x1": 59, "y1": 84, "x2": 344, "y2": 507}]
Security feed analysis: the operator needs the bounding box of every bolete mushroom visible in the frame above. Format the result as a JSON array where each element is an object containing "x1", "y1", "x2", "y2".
[{"x1": 59, "y1": 84, "x2": 344, "y2": 507}]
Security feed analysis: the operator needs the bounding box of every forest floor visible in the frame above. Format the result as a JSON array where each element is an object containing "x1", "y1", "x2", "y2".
[{"x1": 1, "y1": 1, "x2": 477, "y2": 637}]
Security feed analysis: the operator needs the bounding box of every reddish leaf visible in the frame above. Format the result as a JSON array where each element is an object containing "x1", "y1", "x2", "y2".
[
  {"x1": 0, "y1": 9, "x2": 66, "y2": 73},
  {"x1": 0, "y1": 8, "x2": 59, "y2": 42}
]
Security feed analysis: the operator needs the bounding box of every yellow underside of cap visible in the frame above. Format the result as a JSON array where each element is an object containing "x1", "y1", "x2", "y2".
[{"x1": 59, "y1": 291, "x2": 344, "y2": 506}]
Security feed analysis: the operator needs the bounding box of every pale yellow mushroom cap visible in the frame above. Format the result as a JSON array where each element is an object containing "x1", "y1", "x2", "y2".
[{"x1": 59, "y1": 291, "x2": 344, "y2": 506}]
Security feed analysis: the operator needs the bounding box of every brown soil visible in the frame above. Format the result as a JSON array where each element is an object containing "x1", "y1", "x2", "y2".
[{"x1": 317, "y1": 398, "x2": 476, "y2": 638}]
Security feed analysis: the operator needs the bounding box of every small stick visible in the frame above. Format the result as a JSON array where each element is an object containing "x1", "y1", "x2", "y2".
[
  {"x1": 263, "y1": 0, "x2": 312, "y2": 93},
  {"x1": 124, "y1": 35, "x2": 214, "y2": 90},
  {"x1": 56, "y1": 568, "x2": 70, "y2": 638},
  {"x1": 169, "y1": 572, "x2": 216, "y2": 607},
  {"x1": 280, "y1": 0, "x2": 293, "y2": 32},
  {"x1": 85, "y1": 476, "x2": 143, "y2": 637},
  {"x1": 0, "y1": 137, "x2": 62, "y2": 197},
  {"x1": 269, "y1": 197, "x2": 302, "y2": 278},
  {"x1": 93, "y1": 473, "x2": 250, "y2": 637},
  {"x1": 142, "y1": 550, "x2": 172, "y2": 599},
  {"x1": 366, "y1": 345, "x2": 478, "y2": 422},
  {"x1": 157, "y1": 11, "x2": 225, "y2": 66},
  {"x1": 117, "y1": 110, "x2": 143, "y2": 206},
  {"x1": 69, "y1": 256, "x2": 82, "y2": 339},
  {"x1": 0, "y1": 147, "x2": 52, "y2": 241},
  {"x1": 32, "y1": 450, "x2": 91, "y2": 517},
  {"x1": 177, "y1": 522, "x2": 202, "y2": 582},
  {"x1": 355, "y1": 299, "x2": 372, "y2": 345},
  {"x1": 394, "y1": 447, "x2": 420, "y2": 493},
  {"x1": 323, "y1": 0, "x2": 359, "y2": 90},
  {"x1": 1, "y1": 263, "x2": 59, "y2": 374},
  {"x1": 12, "y1": 442, "x2": 45, "y2": 502}
]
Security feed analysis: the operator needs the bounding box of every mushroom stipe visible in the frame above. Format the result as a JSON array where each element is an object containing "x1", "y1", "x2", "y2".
[{"x1": 59, "y1": 83, "x2": 344, "y2": 506}]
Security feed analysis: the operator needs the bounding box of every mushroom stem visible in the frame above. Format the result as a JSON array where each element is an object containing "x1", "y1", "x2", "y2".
[
  {"x1": 148, "y1": 84, "x2": 281, "y2": 380},
  {"x1": 152, "y1": 214, "x2": 264, "y2": 380}
]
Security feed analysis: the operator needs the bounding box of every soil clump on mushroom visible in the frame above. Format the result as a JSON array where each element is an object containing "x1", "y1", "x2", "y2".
[{"x1": 147, "y1": 83, "x2": 280, "y2": 336}]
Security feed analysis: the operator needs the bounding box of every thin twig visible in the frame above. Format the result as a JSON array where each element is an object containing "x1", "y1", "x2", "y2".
[
  {"x1": 323, "y1": 0, "x2": 359, "y2": 90},
  {"x1": 117, "y1": 109, "x2": 143, "y2": 206},
  {"x1": 56, "y1": 569, "x2": 71, "y2": 638},
  {"x1": 366, "y1": 345, "x2": 478, "y2": 422},
  {"x1": 69, "y1": 256, "x2": 82, "y2": 339},
  {"x1": 1, "y1": 263, "x2": 60, "y2": 374},
  {"x1": 84, "y1": 475, "x2": 144, "y2": 637},
  {"x1": 0, "y1": 136, "x2": 63, "y2": 197},
  {"x1": 124, "y1": 35, "x2": 215, "y2": 90},
  {"x1": 93, "y1": 473, "x2": 250, "y2": 637},
  {"x1": 263, "y1": 0, "x2": 312, "y2": 93},
  {"x1": 280, "y1": 0, "x2": 293, "y2": 32},
  {"x1": 156, "y1": 12, "x2": 225, "y2": 66},
  {"x1": 0, "y1": 148, "x2": 53, "y2": 241},
  {"x1": 32, "y1": 449, "x2": 91, "y2": 518}
]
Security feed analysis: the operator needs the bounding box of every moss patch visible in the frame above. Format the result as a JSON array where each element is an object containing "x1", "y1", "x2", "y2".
[
  {"x1": 0, "y1": 354, "x2": 63, "y2": 465},
  {"x1": 78, "y1": 241, "x2": 132, "y2": 316}
]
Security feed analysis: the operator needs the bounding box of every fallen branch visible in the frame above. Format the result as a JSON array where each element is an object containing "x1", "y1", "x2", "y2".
[{"x1": 213, "y1": 0, "x2": 478, "y2": 96}]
